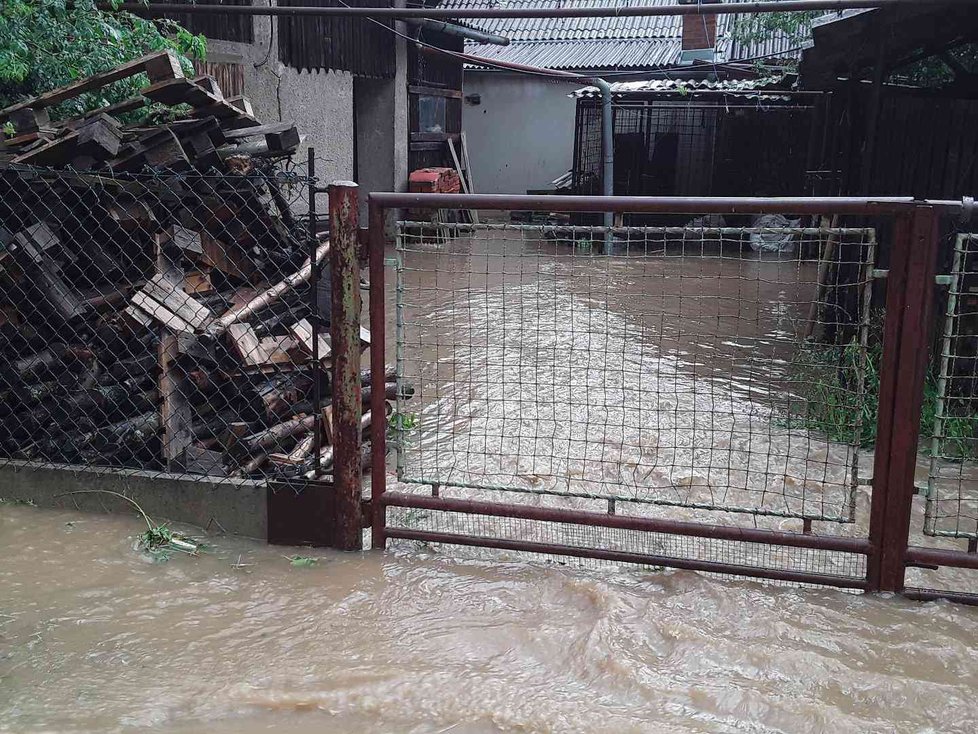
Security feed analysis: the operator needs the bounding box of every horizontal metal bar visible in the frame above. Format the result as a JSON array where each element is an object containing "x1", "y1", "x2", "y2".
[
  {"x1": 386, "y1": 528, "x2": 869, "y2": 590},
  {"x1": 112, "y1": 1, "x2": 972, "y2": 20},
  {"x1": 372, "y1": 193, "x2": 938, "y2": 215},
  {"x1": 902, "y1": 587, "x2": 978, "y2": 606},
  {"x1": 383, "y1": 492, "x2": 871, "y2": 555},
  {"x1": 392, "y1": 477, "x2": 855, "y2": 524},
  {"x1": 904, "y1": 546, "x2": 978, "y2": 570},
  {"x1": 398, "y1": 222, "x2": 876, "y2": 236}
]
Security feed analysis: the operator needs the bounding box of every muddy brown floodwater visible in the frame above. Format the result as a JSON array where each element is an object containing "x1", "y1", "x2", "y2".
[
  {"x1": 2, "y1": 503, "x2": 978, "y2": 734},
  {"x1": 4, "y1": 226, "x2": 978, "y2": 732}
]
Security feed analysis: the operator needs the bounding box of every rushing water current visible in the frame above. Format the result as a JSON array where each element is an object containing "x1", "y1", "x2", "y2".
[
  {"x1": 4, "y1": 226, "x2": 978, "y2": 732},
  {"x1": 2, "y1": 504, "x2": 978, "y2": 734}
]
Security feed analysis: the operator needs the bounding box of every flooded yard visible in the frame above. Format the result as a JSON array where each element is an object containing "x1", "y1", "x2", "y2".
[
  {"x1": 4, "y1": 223, "x2": 978, "y2": 733},
  {"x1": 2, "y1": 503, "x2": 978, "y2": 733}
]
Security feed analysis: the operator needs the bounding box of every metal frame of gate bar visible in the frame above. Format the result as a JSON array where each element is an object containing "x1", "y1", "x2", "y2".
[{"x1": 364, "y1": 193, "x2": 978, "y2": 603}]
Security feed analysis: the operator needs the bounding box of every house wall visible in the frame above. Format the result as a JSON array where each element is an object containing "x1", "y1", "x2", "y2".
[
  {"x1": 462, "y1": 71, "x2": 579, "y2": 194},
  {"x1": 200, "y1": 1, "x2": 408, "y2": 215}
]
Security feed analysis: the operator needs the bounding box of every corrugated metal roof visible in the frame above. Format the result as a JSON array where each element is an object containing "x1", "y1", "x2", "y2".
[
  {"x1": 466, "y1": 38, "x2": 683, "y2": 70},
  {"x1": 441, "y1": 0, "x2": 806, "y2": 71},
  {"x1": 570, "y1": 76, "x2": 790, "y2": 97}
]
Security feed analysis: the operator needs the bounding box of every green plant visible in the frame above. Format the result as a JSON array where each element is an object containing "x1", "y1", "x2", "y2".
[
  {"x1": 0, "y1": 0, "x2": 205, "y2": 122},
  {"x1": 388, "y1": 411, "x2": 419, "y2": 441},
  {"x1": 286, "y1": 555, "x2": 318, "y2": 567},
  {"x1": 54, "y1": 489, "x2": 201, "y2": 561},
  {"x1": 787, "y1": 332, "x2": 978, "y2": 459}
]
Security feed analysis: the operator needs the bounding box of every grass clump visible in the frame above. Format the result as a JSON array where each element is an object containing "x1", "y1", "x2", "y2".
[{"x1": 788, "y1": 335, "x2": 978, "y2": 459}]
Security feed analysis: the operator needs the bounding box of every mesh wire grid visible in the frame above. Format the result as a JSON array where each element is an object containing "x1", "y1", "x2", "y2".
[
  {"x1": 925, "y1": 233, "x2": 978, "y2": 539},
  {"x1": 393, "y1": 220, "x2": 877, "y2": 524},
  {"x1": 0, "y1": 162, "x2": 342, "y2": 489},
  {"x1": 385, "y1": 504, "x2": 868, "y2": 587}
]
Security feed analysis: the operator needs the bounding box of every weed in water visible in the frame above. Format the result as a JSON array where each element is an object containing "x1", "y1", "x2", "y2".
[
  {"x1": 286, "y1": 555, "x2": 318, "y2": 568},
  {"x1": 54, "y1": 489, "x2": 201, "y2": 561}
]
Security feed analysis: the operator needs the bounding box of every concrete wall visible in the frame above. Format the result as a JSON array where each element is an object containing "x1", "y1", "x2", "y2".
[
  {"x1": 203, "y1": 0, "x2": 408, "y2": 208},
  {"x1": 462, "y1": 71, "x2": 579, "y2": 194}
]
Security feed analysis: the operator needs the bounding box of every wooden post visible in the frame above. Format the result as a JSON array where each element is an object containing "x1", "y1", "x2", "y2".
[
  {"x1": 156, "y1": 231, "x2": 193, "y2": 471},
  {"x1": 329, "y1": 181, "x2": 363, "y2": 551},
  {"x1": 867, "y1": 205, "x2": 940, "y2": 592}
]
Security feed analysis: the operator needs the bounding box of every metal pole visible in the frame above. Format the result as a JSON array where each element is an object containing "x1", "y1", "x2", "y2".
[
  {"x1": 328, "y1": 181, "x2": 363, "y2": 551},
  {"x1": 112, "y1": 1, "x2": 975, "y2": 19},
  {"x1": 307, "y1": 149, "x2": 323, "y2": 478},
  {"x1": 406, "y1": 19, "x2": 510, "y2": 46},
  {"x1": 866, "y1": 205, "x2": 940, "y2": 592},
  {"x1": 368, "y1": 199, "x2": 388, "y2": 550},
  {"x1": 590, "y1": 77, "x2": 615, "y2": 251}
]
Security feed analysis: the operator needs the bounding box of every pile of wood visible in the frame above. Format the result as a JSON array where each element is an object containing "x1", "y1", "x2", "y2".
[
  {"x1": 0, "y1": 52, "x2": 406, "y2": 481},
  {"x1": 0, "y1": 51, "x2": 300, "y2": 170}
]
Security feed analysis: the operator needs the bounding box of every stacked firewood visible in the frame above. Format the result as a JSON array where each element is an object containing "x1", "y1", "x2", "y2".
[{"x1": 0, "y1": 52, "x2": 406, "y2": 481}]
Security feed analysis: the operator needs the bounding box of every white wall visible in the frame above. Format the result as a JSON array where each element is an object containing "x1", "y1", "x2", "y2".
[{"x1": 462, "y1": 71, "x2": 579, "y2": 194}]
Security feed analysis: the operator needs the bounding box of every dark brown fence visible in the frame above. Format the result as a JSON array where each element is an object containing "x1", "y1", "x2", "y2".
[{"x1": 365, "y1": 192, "x2": 978, "y2": 605}]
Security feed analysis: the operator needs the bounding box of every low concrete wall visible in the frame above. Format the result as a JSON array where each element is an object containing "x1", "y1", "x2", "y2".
[{"x1": 0, "y1": 462, "x2": 267, "y2": 539}]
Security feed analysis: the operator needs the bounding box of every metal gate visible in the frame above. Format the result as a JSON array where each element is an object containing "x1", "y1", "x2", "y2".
[{"x1": 366, "y1": 194, "x2": 978, "y2": 603}]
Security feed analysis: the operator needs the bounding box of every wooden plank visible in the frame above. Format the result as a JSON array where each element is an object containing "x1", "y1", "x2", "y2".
[
  {"x1": 408, "y1": 85, "x2": 463, "y2": 99},
  {"x1": 157, "y1": 231, "x2": 193, "y2": 471},
  {"x1": 142, "y1": 275, "x2": 212, "y2": 331},
  {"x1": 288, "y1": 318, "x2": 332, "y2": 361},
  {"x1": 141, "y1": 77, "x2": 221, "y2": 108},
  {"x1": 0, "y1": 50, "x2": 185, "y2": 123},
  {"x1": 228, "y1": 323, "x2": 268, "y2": 366},
  {"x1": 130, "y1": 290, "x2": 196, "y2": 334},
  {"x1": 410, "y1": 132, "x2": 461, "y2": 143},
  {"x1": 223, "y1": 121, "x2": 297, "y2": 140}
]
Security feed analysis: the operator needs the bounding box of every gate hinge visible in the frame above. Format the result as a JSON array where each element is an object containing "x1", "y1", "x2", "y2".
[
  {"x1": 935, "y1": 275, "x2": 954, "y2": 286},
  {"x1": 871, "y1": 269, "x2": 889, "y2": 279},
  {"x1": 385, "y1": 257, "x2": 397, "y2": 267}
]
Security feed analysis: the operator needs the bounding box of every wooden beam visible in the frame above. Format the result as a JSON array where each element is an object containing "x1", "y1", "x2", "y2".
[
  {"x1": 0, "y1": 50, "x2": 185, "y2": 123},
  {"x1": 156, "y1": 232, "x2": 194, "y2": 471}
]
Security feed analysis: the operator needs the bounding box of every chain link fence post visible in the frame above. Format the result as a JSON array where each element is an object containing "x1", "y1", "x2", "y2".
[{"x1": 328, "y1": 181, "x2": 363, "y2": 551}]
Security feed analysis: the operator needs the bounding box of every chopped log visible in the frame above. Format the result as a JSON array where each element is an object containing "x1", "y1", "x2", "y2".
[
  {"x1": 108, "y1": 201, "x2": 158, "y2": 232},
  {"x1": 131, "y1": 273, "x2": 213, "y2": 334},
  {"x1": 237, "y1": 413, "x2": 317, "y2": 457},
  {"x1": 205, "y1": 241, "x2": 330, "y2": 338}
]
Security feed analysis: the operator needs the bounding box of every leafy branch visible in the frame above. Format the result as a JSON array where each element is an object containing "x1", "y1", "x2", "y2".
[{"x1": 0, "y1": 0, "x2": 205, "y2": 121}]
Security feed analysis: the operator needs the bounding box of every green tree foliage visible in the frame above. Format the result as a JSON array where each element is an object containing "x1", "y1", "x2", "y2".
[
  {"x1": 0, "y1": 0, "x2": 205, "y2": 120},
  {"x1": 732, "y1": 9, "x2": 819, "y2": 49}
]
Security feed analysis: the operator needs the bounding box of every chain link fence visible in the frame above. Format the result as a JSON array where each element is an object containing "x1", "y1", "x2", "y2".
[{"x1": 0, "y1": 161, "x2": 346, "y2": 488}]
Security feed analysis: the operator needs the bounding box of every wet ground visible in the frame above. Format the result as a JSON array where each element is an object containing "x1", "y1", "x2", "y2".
[{"x1": 2, "y1": 503, "x2": 978, "y2": 734}]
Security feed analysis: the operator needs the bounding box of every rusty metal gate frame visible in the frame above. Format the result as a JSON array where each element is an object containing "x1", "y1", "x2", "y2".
[{"x1": 365, "y1": 193, "x2": 978, "y2": 603}]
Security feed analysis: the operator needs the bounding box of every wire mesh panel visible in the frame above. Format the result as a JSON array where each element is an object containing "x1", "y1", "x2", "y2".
[
  {"x1": 393, "y1": 221, "x2": 876, "y2": 523},
  {"x1": 926, "y1": 234, "x2": 978, "y2": 539},
  {"x1": 0, "y1": 163, "x2": 338, "y2": 488},
  {"x1": 386, "y1": 504, "x2": 868, "y2": 586}
]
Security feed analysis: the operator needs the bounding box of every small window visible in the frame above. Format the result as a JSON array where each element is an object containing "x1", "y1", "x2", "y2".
[{"x1": 418, "y1": 96, "x2": 447, "y2": 133}]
